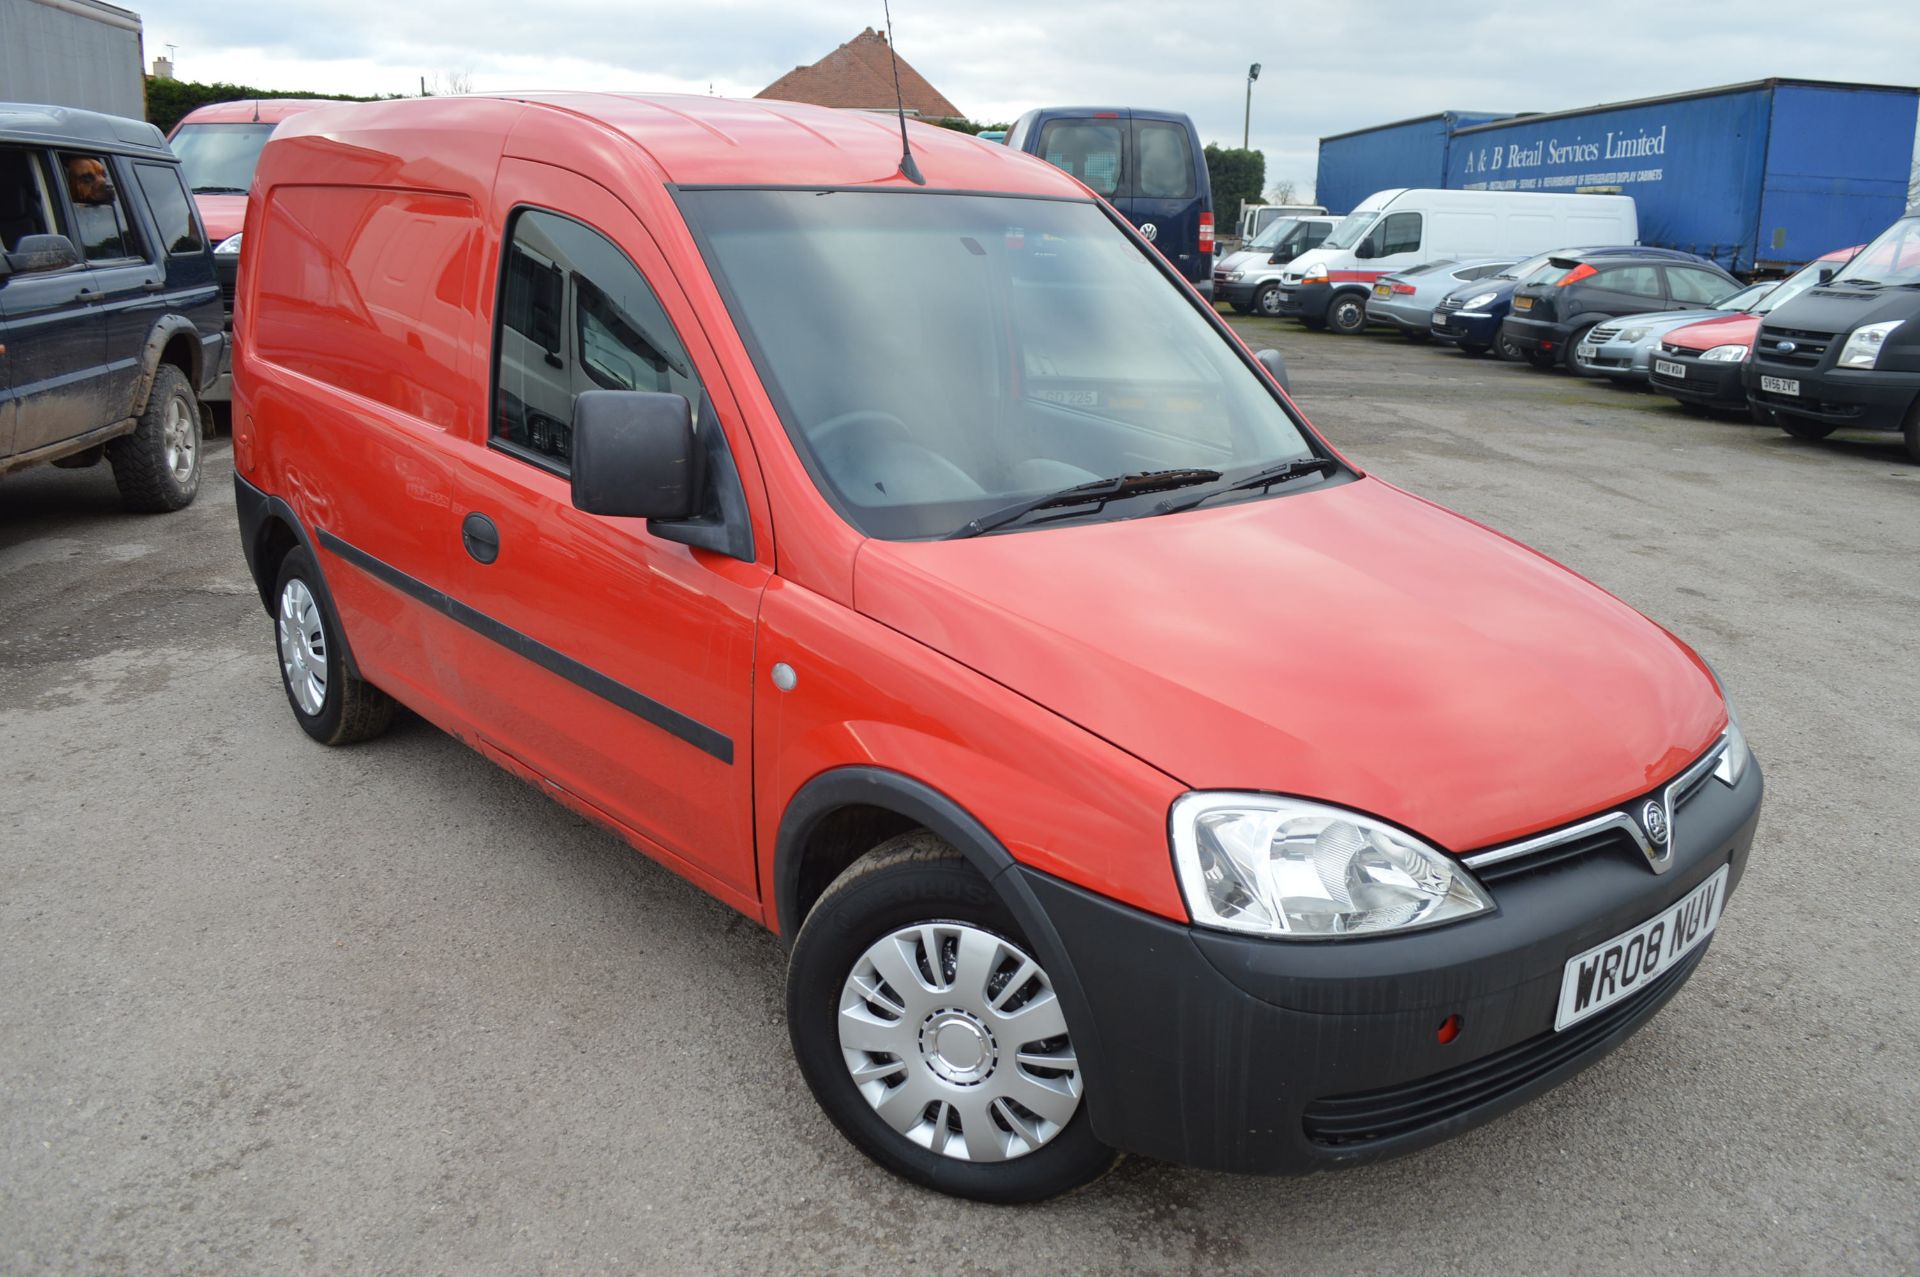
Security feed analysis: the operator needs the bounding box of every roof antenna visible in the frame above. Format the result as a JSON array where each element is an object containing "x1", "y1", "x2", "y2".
[{"x1": 880, "y1": 0, "x2": 925, "y2": 185}]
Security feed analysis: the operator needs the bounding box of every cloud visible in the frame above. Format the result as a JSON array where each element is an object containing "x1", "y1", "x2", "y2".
[{"x1": 141, "y1": 0, "x2": 1920, "y2": 192}]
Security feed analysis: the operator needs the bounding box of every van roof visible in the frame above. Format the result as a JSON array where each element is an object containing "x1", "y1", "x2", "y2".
[
  {"x1": 0, "y1": 101, "x2": 169, "y2": 157},
  {"x1": 174, "y1": 99, "x2": 350, "y2": 127},
  {"x1": 279, "y1": 93, "x2": 1088, "y2": 196}
]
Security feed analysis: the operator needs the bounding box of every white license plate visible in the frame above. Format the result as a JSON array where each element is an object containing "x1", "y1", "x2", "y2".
[
  {"x1": 1655, "y1": 358, "x2": 1686, "y2": 379},
  {"x1": 1576, "y1": 343, "x2": 1598, "y2": 361},
  {"x1": 1760, "y1": 375, "x2": 1799, "y2": 396},
  {"x1": 1555, "y1": 865, "x2": 1727, "y2": 1031},
  {"x1": 1433, "y1": 314, "x2": 1449, "y2": 328}
]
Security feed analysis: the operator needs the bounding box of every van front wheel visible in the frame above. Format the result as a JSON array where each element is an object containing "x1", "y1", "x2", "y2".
[
  {"x1": 786, "y1": 834, "x2": 1114, "y2": 1203},
  {"x1": 1254, "y1": 282, "x2": 1284, "y2": 317},
  {"x1": 1327, "y1": 292, "x2": 1369, "y2": 335}
]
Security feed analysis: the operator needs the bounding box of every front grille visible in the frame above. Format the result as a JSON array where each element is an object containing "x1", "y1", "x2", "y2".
[
  {"x1": 1588, "y1": 324, "x2": 1622, "y2": 344},
  {"x1": 1433, "y1": 297, "x2": 1463, "y2": 314},
  {"x1": 1301, "y1": 950, "x2": 1701, "y2": 1148},
  {"x1": 1659, "y1": 341, "x2": 1686, "y2": 356},
  {"x1": 1755, "y1": 324, "x2": 1836, "y2": 369},
  {"x1": 1472, "y1": 826, "x2": 1642, "y2": 885}
]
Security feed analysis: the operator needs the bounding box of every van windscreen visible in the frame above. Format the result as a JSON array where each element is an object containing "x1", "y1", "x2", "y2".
[
  {"x1": 681, "y1": 190, "x2": 1320, "y2": 541},
  {"x1": 1320, "y1": 210, "x2": 1377, "y2": 251}
]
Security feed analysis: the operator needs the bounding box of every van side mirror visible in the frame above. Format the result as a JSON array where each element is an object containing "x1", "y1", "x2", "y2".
[
  {"x1": 4, "y1": 233, "x2": 82, "y2": 276},
  {"x1": 1353, "y1": 238, "x2": 1375, "y2": 261},
  {"x1": 1255, "y1": 348, "x2": 1291, "y2": 393},
  {"x1": 569, "y1": 390, "x2": 702, "y2": 521},
  {"x1": 1817, "y1": 266, "x2": 1836, "y2": 282}
]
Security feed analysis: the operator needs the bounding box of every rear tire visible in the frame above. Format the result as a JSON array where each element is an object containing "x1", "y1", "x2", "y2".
[
  {"x1": 1326, "y1": 292, "x2": 1368, "y2": 335},
  {"x1": 272, "y1": 548, "x2": 396, "y2": 746},
  {"x1": 1458, "y1": 342, "x2": 1490, "y2": 357},
  {"x1": 1496, "y1": 331, "x2": 1525, "y2": 362},
  {"x1": 786, "y1": 833, "x2": 1114, "y2": 1203},
  {"x1": 107, "y1": 363, "x2": 201, "y2": 513}
]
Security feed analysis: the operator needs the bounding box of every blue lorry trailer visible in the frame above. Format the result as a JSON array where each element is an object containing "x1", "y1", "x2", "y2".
[
  {"x1": 1315, "y1": 110, "x2": 1512, "y2": 215},
  {"x1": 1317, "y1": 80, "x2": 1918, "y2": 276}
]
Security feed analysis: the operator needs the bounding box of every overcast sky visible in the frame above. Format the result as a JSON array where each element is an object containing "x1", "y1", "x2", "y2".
[{"x1": 141, "y1": 0, "x2": 1920, "y2": 196}]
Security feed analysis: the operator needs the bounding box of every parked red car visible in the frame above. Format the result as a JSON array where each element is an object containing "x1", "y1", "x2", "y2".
[
  {"x1": 167, "y1": 99, "x2": 340, "y2": 402},
  {"x1": 1649, "y1": 245, "x2": 1859, "y2": 416},
  {"x1": 231, "y1": 94, "x2": 1762, "y2": 1202}
]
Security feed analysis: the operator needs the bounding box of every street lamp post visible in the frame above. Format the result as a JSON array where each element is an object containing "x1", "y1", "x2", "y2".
[{"x1": 1244, "y1": 62, "x2": 1261, "y2": 150}]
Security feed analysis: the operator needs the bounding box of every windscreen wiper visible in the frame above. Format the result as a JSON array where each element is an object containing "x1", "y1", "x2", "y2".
[
  {"x1": 1141, "y1": 456, "x2": 1338, "y2": 517},
  {"x1": 945, "y1": 468, "x2": 1222, "y2": 540},
  {"x1": 192, "y1": 185, "x2": 249, "y2": 195}
]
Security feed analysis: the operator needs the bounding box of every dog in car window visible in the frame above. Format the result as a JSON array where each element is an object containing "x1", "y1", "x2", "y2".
[{"x1": 63, "y1": 156, "x2": 117, "y2": 205}]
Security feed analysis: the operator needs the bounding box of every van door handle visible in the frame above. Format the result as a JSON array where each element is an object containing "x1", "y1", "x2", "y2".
[{"x1": 461, "y1": 513, "x2": 501, "y2": 564}]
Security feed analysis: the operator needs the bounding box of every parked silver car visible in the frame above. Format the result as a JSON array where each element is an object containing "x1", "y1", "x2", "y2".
[
  {"x1": 1365, "y1": 259, "x2": 1517, "y2": 341},
  {"x1": 1572, "y1": 280, "x2": 1772, "y2": 380}
]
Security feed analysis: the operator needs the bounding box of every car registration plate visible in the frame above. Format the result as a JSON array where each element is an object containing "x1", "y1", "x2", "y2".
[
  {"x1": 1655, "y1": 358, "x2": 1686, "y2": 379},
  {"x1": 1760, "y1": 375, "x2": 1799, "y2": 396},
  {"x1": 1556, "y1": 865, "x2": 1727, "y2": 1031},
  {"x1": 1513, "y1": 296, "x2": 1534, "y2": 311},
  {"x1": 1576, "y1": 343, "x2": 1598, "y2": 361},
  {"x1": 1432, "y1": 314, "x2": 1449, "y2": 328},
  {"x1": 1373, "y1": 283, "x2": 1392, "y2": 298}
]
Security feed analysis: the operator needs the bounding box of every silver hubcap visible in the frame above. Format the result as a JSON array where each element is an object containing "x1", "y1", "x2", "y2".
[
  {"x1": 277, "y1": 579, "x2": 328, "y2": 716},
  {"x1": 838, "y1": 922, "x2": 1081, "y2": 1163},
  {"x1": 163, "y1": 394, "x2": 196, "y2": 483}
]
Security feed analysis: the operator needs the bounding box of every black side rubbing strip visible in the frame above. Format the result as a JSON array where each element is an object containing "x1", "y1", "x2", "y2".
[{"x1": 315, "y1": 529, "x2": 733, "y2": 764}]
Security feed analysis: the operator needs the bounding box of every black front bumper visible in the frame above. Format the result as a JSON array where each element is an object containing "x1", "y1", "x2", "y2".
[
  {"x1": 1649, "y1": 353, "x2": 1746, "y2": 409},
  {"x1": 1743, "y1": 361, "x2": 1920, "y2": 430},
  {"x1": 1275, "y1": 279, "x2": 1333, "y2": 321},
  {"x1": 1026, "y1": 760, "x2": 1763, "y2": 1175}
]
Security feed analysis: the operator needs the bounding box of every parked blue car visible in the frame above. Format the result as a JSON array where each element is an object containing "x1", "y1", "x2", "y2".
[
  {"x1": 1006, "y1": 107, "x2": 1214, "y2": 295},
  {"x1": 1430, "y1": 246, "x2": 1717, "y2": 360}
]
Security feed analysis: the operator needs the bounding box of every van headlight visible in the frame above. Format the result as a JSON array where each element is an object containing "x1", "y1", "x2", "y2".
[
  {"x1": 1837, "y1": 320, "x2": 1901, "y2": 369},
  {"x1": 1300, "y1": 263, "x2": 1328, "y2": 284},
  {"x1": 1700, "y1": 344, "x2": 1749, "y2": 362},
  {"x1": 1458, "y1": 291, "x2": 1498, "y2": 310},
  {"x1": 1170, "y1": 794, "x2": 1493, "y2": 939},
  {"x1": 214, "y1": 232, "x2": 243, "y2": 256}
]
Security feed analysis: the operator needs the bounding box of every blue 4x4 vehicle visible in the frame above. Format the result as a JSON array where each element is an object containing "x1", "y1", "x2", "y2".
[
  {"x1": 1006, "y1": 107, "x2": 1214, "y2": 295},
  {"x1": 1, "y1": 103, "x2": 223, "y2": 510},
  {"x1": 1430, "y1": 246, "x2": 1717, "y2": 361}
]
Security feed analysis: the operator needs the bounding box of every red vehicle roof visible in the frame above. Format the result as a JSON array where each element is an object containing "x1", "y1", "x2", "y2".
[
  {"x1": 276, "y1": 92, "x2": 1083, "y2": 195},
  {"x1": 172, "y1": 99, "x2": 348, "y2": 130}
]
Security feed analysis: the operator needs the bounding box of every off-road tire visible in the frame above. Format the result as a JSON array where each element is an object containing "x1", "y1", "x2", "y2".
[{"x1": 107, "y1": 363, "x2": 200, "y2": 512}]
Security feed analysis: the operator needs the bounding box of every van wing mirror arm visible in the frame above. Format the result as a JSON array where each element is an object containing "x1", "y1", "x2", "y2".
[{"x1": 648, "y1": 391, "x2": 756, "y2": 563}]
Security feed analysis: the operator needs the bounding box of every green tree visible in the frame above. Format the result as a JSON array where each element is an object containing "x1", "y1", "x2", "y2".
[
  {"x1": 144, "y1": 78, "x2": 393, "y2": 134},
  {"x1": 1204, "y1": 144, "x2": 1266, "y2": 232}
]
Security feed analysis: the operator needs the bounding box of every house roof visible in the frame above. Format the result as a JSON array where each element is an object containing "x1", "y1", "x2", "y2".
[{"x1": 756, "y1": 27, "x2": 962, "y2": 120}]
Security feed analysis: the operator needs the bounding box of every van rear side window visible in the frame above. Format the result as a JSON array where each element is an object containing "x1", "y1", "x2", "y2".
[
  {"x1": 492, "y1": 208, "x2": 702, "y2": 472},
  {"x1": 1038, "y1": 120, "x2": 1125, "y2": 198}
]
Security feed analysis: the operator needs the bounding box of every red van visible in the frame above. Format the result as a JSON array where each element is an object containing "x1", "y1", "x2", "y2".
[{"x1": 231, "y1": 94, "x2": 1762, "y2": 1202}]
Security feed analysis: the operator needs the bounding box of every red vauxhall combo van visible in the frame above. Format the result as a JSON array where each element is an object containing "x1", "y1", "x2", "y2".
[{"x1": 231, "y1": 94, "x2": 1762, "y2": 1202}]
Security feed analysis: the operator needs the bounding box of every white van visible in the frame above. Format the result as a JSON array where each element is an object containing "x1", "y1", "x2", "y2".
[{"x1": 1273, "y1": 188, "x2": 1638, "y2": 334}]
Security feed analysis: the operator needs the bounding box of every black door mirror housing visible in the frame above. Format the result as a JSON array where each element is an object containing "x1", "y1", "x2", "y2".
[
  {"x1": 569, "y1": 390, "x2": 702, "y2": 521},
  {"x1": 1255, "y1": 348, "x2": 1291, "y2": 393},
  {"x1": 1353, "y1": 238, "x2": 1375, "y2": 261},
  {"x1": 4, "y1": 233, "x2": 83, "y2": 276}
]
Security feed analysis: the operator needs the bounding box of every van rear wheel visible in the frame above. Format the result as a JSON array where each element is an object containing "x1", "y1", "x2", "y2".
[{"x1": 786, "y1": 833, "x2": 1114, "y2": 1203}]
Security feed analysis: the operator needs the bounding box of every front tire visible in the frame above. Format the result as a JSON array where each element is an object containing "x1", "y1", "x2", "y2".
[
  {"x1": 1326, "y1": 292, "x2": 1368, "y2": 335},
  {"x1": 1778, "y1": 416, "x2": 1836, "y2": 442},
  {"x1": 272, "y1": 548, "x2": 395, "y2": 745},
  {"x1": 1254, "y1": 282, "x2": 1284, "y2": 317},
  {"x1": 107, "y1": 363, "x2": 201, "y2": 512},
  {"x1": 1496, "y1": 331, "x2": 1525, "y2": 362},
  {"x1": 786, "y1": 834, "x2": 1113, "y2": 1203},
  {"x1": 1565, "y1": 323, "x2": 1602, "y2": 376}
]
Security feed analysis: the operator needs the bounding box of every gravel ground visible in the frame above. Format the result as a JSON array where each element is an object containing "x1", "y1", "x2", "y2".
[{"x1": 3, "y1": 321, "x2": 1916, "y2": 1274}]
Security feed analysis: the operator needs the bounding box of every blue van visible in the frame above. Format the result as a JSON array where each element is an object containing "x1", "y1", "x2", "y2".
[{"x1": 1006, "y1": 108, "x2": 1214, "y2": 295}]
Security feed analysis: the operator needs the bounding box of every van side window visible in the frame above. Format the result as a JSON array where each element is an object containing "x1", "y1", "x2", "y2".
[
  {"x1": 493, "y1": 208, "x2": 701, "y2": 472},
  {"x1": 1037, "y1": 119, "x2": 1126, "y2": 199},
  {"x1": 1133, "y1": 120, "x2": 1194, "y2": 199},
  {"x1": 131, "y1": 163, "x2": 205, "y2": 255},
  {"x1": 0, "y1": 146, "x2": 64, "y2": 251},
  {"x1": 1376, "y1": 212, "x2": 1422, "y2": 256},
  {"x1": 56, "y1": 152, "x2": 141, "y2": 262}
]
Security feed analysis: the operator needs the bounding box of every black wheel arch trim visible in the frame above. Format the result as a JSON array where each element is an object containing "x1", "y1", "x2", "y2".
[
  {"x1": 232, "y1": 472, "x2": 366, "y2": 680},
  {"x1": 774, "y1": 766, "x2": 1110, "y2": 1115}
]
